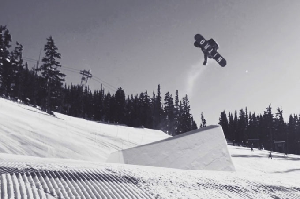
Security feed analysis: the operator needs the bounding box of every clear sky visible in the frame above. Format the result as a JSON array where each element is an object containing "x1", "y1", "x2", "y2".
[{"x1": 1, "y1": 0, "x2": 300, "y2": 125}]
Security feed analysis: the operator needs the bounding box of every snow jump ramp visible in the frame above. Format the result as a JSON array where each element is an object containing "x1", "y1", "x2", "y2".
[{"x1": 107, "y1": 125, "x2": 235, "y2": 171}]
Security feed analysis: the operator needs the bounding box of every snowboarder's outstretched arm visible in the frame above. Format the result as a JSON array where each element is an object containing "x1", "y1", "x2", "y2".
[
  {"x1": 203, "y1": 53, "x2": 208, "y2": 65},
  {"x1": 194, "y1": 41, "x2": 208, "y2": 65}
]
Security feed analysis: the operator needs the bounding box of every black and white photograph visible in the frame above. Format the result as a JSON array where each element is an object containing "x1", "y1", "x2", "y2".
[{"x1": 1, "y1": 0, "x2": 300, "y2": 198}]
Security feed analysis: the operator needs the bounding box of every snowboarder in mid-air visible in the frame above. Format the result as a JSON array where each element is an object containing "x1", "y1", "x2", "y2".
[
  {"x1": 199, "y1": 38, "x2": 219, "y2": 65},
  {"x1": 194, "y1": 34, "x2": 226, "y2": 67}
]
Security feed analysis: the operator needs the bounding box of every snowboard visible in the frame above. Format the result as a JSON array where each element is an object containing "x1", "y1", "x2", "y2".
[{"x1": 194, "y1": 34, "x2": 227, "y2": 67}]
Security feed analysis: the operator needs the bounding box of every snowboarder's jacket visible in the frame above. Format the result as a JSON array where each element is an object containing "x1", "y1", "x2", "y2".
[
  {"x1": 201, "y1": 38, "x2": 219, "y2": 65},
  {"x1": 205, "y1": 39, "x2": 219, "y2": 58}
]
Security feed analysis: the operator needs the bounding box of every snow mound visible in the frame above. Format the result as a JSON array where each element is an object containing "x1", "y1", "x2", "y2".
[
  {"x1": 0, "y1": 97, "x2": 170, "y2": 162},
  {"x1": 107, "y1": 125, "x2": 235, "y2": 171}
]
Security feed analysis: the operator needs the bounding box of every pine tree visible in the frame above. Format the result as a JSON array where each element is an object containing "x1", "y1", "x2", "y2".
[
  {"x1": 181, "y1": 94, "x2": 192, "y2": 133},
  {"x1": 21, "y1": 64, "x2": 34, "y2": 103},
  {"x1": 153, "y1": 84, "x2": 163, "y2": 129},
  {"x1": 174, "y1": 90, "x2": 180, "y2": 135},
  {"x1": 288, "y1": 114, "x2": 298, "y2": 154},
  {"x1": 200, "y1": 112, "x2": 207, "y2": 128},
  {"x1": 245, "y1": 107, "x2": 249, "y2": 128},
  {"x1": 228, "y1": 112, "x2": 234, "y2": 141},
  {"x1": 295, "y1": 115, "x2": 300, "y2": 154},
  {"x1": 248, "y1": 112, "x2": 259, "y2": 140},
  {"x1": 10, "y1": 42, "x2": 24, "y2": 99},
  {"x1": 103, "y1": 92, "x2": 115, "y2": 123},
  {"x1": 31, "y1": 66, "x2": 40, "y2": 106},
  {"x1": 287, "y1": 115, "x2": 293, "y2": 153},
  {"x1": 145, "y1": 91, "x2": 153, "y2": 128},
  {"x1": 132, "y1": 94, "x2": 141, "y2": 126},
  {"x1": 93, "y1": 88, "x2": 104, "y2": 121},
  {"x1": 177, "y1": 100, "x2": 184, "y2": 135},
  {"x1": 219, "y1": 111, "x2": 229, "y2": 137},
  {"x1": 263, "y1": 105, "x2": 274, "y2": 150},
  {"x1": 274, "y1": 108, "x2": 286, "y2": 141},
  {"x1": 124, "y1": 95, "x2": 132, "y2": 126},
  {"x1": 248, "y1": 112, "x2": 253, "y2": 138},
  {"x1": 252, "y1": 113, "x2": 259, "y2": 139},
  {"x1": 163, "y1": 92, "x2": 175, "y2": 135},
  {"x1": 233, "y1": 111, "x2": 239, "y2": 144},
  {"x1": 139, "y1": 91, "x2": 152, "y2": 128},
  {"x1": 0, "y1": 25, "x2": 12, "y2": 96},
  {"x1": 77, "y1": 85, "x2": 84, "y2": 117},
  {"x1": 245, "y1": 107, "x2": 249, "y2": 140},
  {"x1": 191, "y1": 116, "x2": 198, "y2": 130},
  {"x1": 83, "y1": 86, "x2": 94, "y2": 119},
  {"x1": 114, "y1": 87, "x2": 126, "y2": 124},
  {"x1": 61, "y1": 84, "x2": 70, "y2": 114},
  {"x1": 238, "y1": 109, "x2": 247, "y2": 145},
  {"x1": 38, "y1": 36, "x2": 65, "y2": 113},
  {"x1": 257, "y1": 114, "x2": 264, "y2": 149}
]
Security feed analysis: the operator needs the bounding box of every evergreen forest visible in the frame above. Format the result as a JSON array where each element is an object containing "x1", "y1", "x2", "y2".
[
  {"x1": 219, "y1": 106, "x2": 300, "y2": 155},
  {"x1": 0, "y1": 25, "x2": 198, "y2": 136}
]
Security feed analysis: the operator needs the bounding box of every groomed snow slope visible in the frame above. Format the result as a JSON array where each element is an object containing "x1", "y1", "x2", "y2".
[
  {"x1": 0, "y1": 98, "x2": 170, "y2": 162},
  {"x1": 107, "y1": 125, "x2": 235, "y2": 171},
  {"x1": 1, "y1": 97, "x2": 300, "y2": 198},
  {"x1": 1, "y1": 148, "x2": 300, "y2": 199}
]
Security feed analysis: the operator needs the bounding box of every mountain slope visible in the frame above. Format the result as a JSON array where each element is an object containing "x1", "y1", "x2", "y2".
[{"x1": 0, "y1": 97, "x2": 170, "y2": 161}]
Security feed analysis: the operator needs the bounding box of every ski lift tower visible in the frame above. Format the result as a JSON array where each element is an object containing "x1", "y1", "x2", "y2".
[{"x1": 80, "y1": 69, "x2": 92, "y2": 86}]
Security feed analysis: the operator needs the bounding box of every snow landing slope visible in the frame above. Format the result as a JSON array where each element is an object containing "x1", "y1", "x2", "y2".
[
  {"x1": 0, "y1": 97, "x2": 170, "y2": 162},
  {"x1": 1, "y1": 150, "x2": 300, "y2": 199},
  {"x1": 1, "y1": 97, "x2": 300, "y2": 198},
  {"x1": 107, "y1": 125, "x2": 235, "y2": 171}
]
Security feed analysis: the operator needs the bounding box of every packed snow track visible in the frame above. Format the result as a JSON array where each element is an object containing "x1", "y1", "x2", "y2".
[
  {"x1": 0, "y1": 161, "x2": 300, "y2": 199},
  {"x1": 0, "y1": 162, "x2": 152, "y2": 199}
]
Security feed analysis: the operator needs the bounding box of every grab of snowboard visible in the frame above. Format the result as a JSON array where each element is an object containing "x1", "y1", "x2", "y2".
[{"x1": 194, "y1": 34, "x2": 227, "y2": 67}]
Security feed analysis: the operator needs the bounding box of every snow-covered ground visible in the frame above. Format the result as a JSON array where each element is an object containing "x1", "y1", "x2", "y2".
[
  {"x1": 1, "y1": 97, "x2": 300, "y2": 198},
  {"x1": 0, "y1": 98, "x2": 170, "y2": 162}
]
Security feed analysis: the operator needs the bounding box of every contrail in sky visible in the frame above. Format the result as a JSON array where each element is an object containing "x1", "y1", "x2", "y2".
[{"x1": 186, "y1": 59, "x2": 207, "y2": 97}]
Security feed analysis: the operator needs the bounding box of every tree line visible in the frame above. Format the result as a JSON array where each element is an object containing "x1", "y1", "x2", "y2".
[
  {"x1": 0, "y1": 25, "x2": 199, "y2": 136},
  {"x1": 219, "y1": 106, "x2": 300, "y2": 155},
  {"x1": 62, "y1": 84, "x2": 198, "y2": 135}
]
